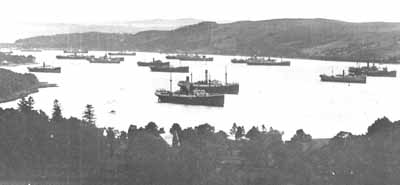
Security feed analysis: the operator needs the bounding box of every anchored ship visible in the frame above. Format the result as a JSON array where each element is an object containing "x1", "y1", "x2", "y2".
[
  {"x1": 177, "y1": 69, "x2": 239, "y2": 94},
  {"x1": 320, "y1": 70, "x2": 366, "y2": 83},
  {"x1": 137, "y1": 58, "x2": 170, "y2": 67},
  {"x1": 108, "y1": 51, "x2": 136, "y2": 56},
  {"x1": 87, "y1": 55, "x2": 123, "y2": 64},
  {"x1": 56, "y1": 54, "x2": 93, "y2": 60},
  {"x1": 349, "y1": 63, "x2": 396, "y2": 77},
  {"x1": 28, "y1": 63, "x2": 61, "y2": 73},
  {"x1": 166, "y1": 54, "x2": 213, "y2": 61},
  {"x1": 231, "y1": 58, "x2": 247, "y2": 64},
  {"x1": 21, "y1": 49, "x2": 42, "y2": 52},
  {"x1": 247, "y1": 56, "x2": 290, "y2": 66},
  {"x1": 155, "y1": 74, "x2": 224, "y2": 107},
  {"x1": 63, "y1": 49, "x2": 89, "y2": 53},
  {"x1": 150, "y1": 66, "x2": 189, "y2": 73}
]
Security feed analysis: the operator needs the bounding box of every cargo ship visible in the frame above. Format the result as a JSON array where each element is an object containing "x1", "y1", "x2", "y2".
[
  {"x1": 108, "y1": 51, "x2": 136, "y2": 56},
  {"x1": 177, "y1": 70, "x2": 239, "y2": 94},
  {"x1": 166, "y1": 54, "x2": 213, "y2": 61},
  {"x1": 247, "y1": 56, "x2": 290, "y2": 66},
  {"x1": 320, "y1": 70, "x2": 366, "y2": 83},
  {"x1": 87, "y1": 55, "x2": 123, "y2": 64},
  {"x1": 137, "y1": 58, "x2": 170, "y2": 67},
  {"x1": 56, "y1": 54, "x2": 93, "y2": 60},
  {"x1": 155, "y1": 75, "x2": 224, "y2": 107},
  {"x1": 150, "y1": 66, "x2": 189, "y2": 73},
  {"x1": 63, "y1": 49, "x2": 89, "y2": 53},
  {"x1": 348, "y1": 63, "x2": 396, "y2": 77},
  {"x1": 27, "y1": 63, "x2": 61, "y2": 73}
]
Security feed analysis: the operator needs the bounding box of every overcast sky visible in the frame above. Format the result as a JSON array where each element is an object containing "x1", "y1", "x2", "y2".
[{"x1": 2, "y1": 0, "x2": 400, "y2": 23}]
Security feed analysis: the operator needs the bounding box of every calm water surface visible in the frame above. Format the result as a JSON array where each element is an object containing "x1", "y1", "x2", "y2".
[{"x1": 1, "y1": 50, "x2": 400, "y2": 140}]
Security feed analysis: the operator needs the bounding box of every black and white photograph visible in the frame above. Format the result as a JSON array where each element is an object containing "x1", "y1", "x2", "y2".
[{"x1": 0, "y1": 0, "x2": 400, "y2": 184}]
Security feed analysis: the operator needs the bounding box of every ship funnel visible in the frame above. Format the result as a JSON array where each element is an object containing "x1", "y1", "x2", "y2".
[
  {"x1": 190, "y1": 73, "x2": 193, "y2": 83},
  {"x1": 205, "y1": 70, "x2": 208, "y2": 84},
  {"x1": 186, "y1": 76, "x2": 190, "y2": 82}
]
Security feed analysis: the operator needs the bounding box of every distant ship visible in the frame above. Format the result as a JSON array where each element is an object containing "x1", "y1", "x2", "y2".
[
  {"x1": 150, "y1": 66, "x2": 189, "y2": 73},
  {"x1": 320, "y1": 70, "x2": 366, "y2": 83},
  {"x1": 28, "y1": 63, "x2": 61, "y2": 73},
  {"x1": 63, "y1": 49, "x2": 89, "y2": 53},
  {"x1": 177, "y1": 70, "x2": 239, "y2": 94},
  {"x1": 108, "y1": 51, "x2": 136, "y2": 56},
  {"x1": 166, "y1": 54, "x2": 213, "y2": 61},
  {"x1": 137, "y1": 58, "x2": 170, "y2": 67},
  {"x1": 247, "y1": 56, "x2": 290, "y2": 66},
  {"x1": 87, "y1": 55, "x2": 123, "y2": 64},
  {"x1": 21, "y1": 49, "x2": 42, "y2": 52},
  {"x1": 155, "y1": 75, "x2": 224, "y2": 107},
  {"x1": 231, "y1": 58, "x2": 247, "y2": 64},
  {"x1": 349, "y1": 63, "x2": 396, "y2": 77},
  {"x1": 56, "y1": 54, "x2": 92, "y2": 60}
]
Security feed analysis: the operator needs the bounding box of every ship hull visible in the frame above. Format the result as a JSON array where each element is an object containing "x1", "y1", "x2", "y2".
[
  {"x1": 320, "y1": 75, "x2": 366, "y2": 83},
  {"x1": 108, "y1": 52, "x2": 136, "y2": 56},
  {"x1": 56, "y1": 55, "x2": 89, "y2": 60},
  {"x1": 367, "y1": 71, "x2": 397, "y2": 77},
  {"x1": 64, "y1": 49, "x2": 88, "y2": 53},
  {"x1": 137, "y1": 62, "x2": 170, "y2": 67},
  {"x1": 155, "y1": 93, "x2": 224, "y2": 107},
  {"x1": 28, "y1": 67, "x2": 61, "y2": 73},
  {"x1": 150, "y1": 66, "x2": 189, "y2": 73},
  {"x1": 247, "y1": 61, "x2": 290, "y2": 66},
  {"x1": 231, "y1": 59, "x2": 247, "y2": 64},
  {"x1": 87, "y1": 58, "x2": 122, "y2": 64}
]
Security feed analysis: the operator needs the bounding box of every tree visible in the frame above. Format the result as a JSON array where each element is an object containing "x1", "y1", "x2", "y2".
[
  {"x1": 51, "y1": 99, "x2": 63, "y2": 122},
  {"x1": 145, "y1": 122, "x2": 160, "y2": 137},
  {"x1": 235, "y1": 126, "x2": 245, "y2": 140},
  {"x1": 230, "y1": 123, "x2": 238, "y2": 137},
  {"x1": 246, "y1": 126, "x2": 261, "y2": 140},
  {"x1": 106, "y1": 127, "x2": 116, "y2": 158},
  {"x1": 170, "y1": 123, "x2": 182, "y2": 147},
  {"x1": 17, "y1": 96, "x2": 34, "y2": 112},
  {"x1": 290, "y1": 129, "x2": 312, "y2": 143},
  {"x1": 83, "y1": 104, "x2": 95, "y2": 125}
]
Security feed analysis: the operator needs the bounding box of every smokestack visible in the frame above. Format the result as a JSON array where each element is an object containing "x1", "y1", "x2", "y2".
[
  {"x1": 190, "y1": 73, "x2": 193, "y2": 83},
  {"x1": 205, "y1": 70, "x2": 208, "y2": 84},
  {"x1": 186, "y1": 76, "x2": 190, "y2": 82}
]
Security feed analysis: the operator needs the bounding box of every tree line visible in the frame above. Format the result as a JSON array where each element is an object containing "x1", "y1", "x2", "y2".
[{"x1": 0, "y1": 96, "x2": 398, "y2": 185}]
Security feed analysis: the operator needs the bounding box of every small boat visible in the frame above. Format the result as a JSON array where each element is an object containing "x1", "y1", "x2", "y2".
[
  {"x1": 87, "y1": 55, "x2": 123, "y2": 64},
  {"x1": 247, "y1": 56, "x2": 290, "y2": 66},
  {"x1": 28, "y1": 62, "x2": 61, "y2": 73},
  {"x1": 150, "y1": 66, "x2": 189, "y2": 73},
  {"x1": 108, "y1": 51, "x2": 136, "y2": 56},
  {"x1": 320, "y1": 70, "x2": 366, "y2": 83},
  {"x1": 137, "y1": 58, "x2": 170, "y2": 67}
]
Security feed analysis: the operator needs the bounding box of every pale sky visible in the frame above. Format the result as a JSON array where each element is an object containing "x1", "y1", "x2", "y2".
[{"x1": 2, "y1": 0, "x2": 400, "y2": 23}]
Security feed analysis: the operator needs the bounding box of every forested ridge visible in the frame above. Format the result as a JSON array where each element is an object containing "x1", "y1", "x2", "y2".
[{"x1": 0, "y1": 97, "x2": 399, "y2": 185}]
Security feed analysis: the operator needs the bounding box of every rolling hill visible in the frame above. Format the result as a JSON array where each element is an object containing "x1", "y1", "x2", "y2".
[{"x1": 15, "y1": 18, "x2": 400, "y2": 62}]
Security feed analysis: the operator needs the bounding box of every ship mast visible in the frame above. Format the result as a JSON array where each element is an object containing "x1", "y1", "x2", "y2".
[{"x1": 225, "y1": 65, "x2": 227, "y2": 85}]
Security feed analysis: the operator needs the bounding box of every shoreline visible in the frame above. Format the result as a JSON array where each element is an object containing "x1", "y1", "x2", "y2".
[{"x1": 0, "y1": 82, "x2": 57, "y2": 104}]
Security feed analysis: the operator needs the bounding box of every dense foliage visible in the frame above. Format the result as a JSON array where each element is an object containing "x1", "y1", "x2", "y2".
[
  {"x1": 0, "y1": 68, "x2": 39, "y2": 102},
  {"x1": 0, "y1": 97, "x2": 399, "y2": 185}
]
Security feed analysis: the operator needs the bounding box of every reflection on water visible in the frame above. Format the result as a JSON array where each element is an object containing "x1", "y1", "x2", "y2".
[{"x1": 1, "y1": 50, "x2": 400, "y2": 140}]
